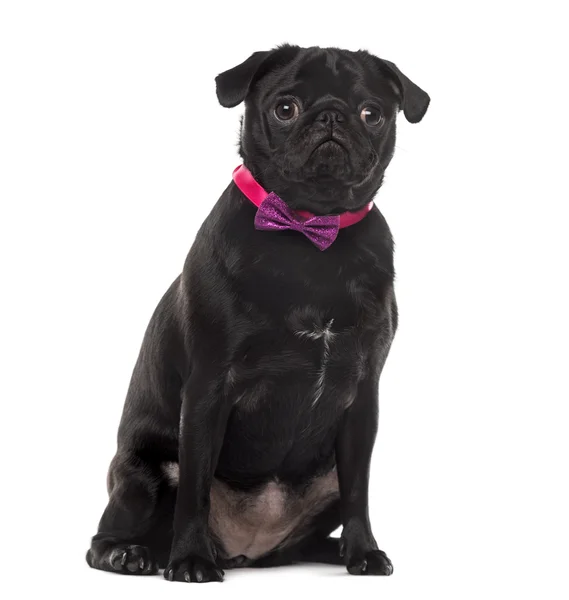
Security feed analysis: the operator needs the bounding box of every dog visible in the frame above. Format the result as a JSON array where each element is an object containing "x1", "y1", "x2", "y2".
[{"x1": 86, "y1": 44, "x2": 429, "y2": 583}]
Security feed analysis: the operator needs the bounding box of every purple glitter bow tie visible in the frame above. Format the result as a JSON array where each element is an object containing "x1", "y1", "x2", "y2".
[{"x1": 254, "y1": 192, "x2": 340, "y2": 251}]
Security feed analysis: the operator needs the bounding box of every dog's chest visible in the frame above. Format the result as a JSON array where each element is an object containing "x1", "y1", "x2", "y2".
[
  {"x1": 229, "y1": 301, "x2": 369, "y2": 414},
  {"x1": 218, "y1": 233, "x2": 392, "y2": 467}
]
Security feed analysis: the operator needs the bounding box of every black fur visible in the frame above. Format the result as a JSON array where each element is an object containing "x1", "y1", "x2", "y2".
[{"x1": 86, "y1": 44, "x2": 429, "y2": 583}]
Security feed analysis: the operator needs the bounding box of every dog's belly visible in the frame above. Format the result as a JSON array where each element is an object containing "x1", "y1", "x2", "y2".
[
  {"x1": 210, "y1": 470, "x2": 339, "y2": 560},
  {"x1": 163, "y1": 463, "x2": 339, "y2": 560}
]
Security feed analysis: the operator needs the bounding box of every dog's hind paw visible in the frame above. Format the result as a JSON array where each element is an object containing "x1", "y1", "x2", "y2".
[{"x1": 86, "y1": 543, "x2": 158, "y2": 575}]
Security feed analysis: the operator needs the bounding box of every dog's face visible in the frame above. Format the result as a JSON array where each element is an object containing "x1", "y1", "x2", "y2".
[{"x1": 216, "y1": 46, "x2": 429, "y2": 214}]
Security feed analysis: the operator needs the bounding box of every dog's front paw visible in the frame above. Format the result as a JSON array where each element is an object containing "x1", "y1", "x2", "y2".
[
  {"x1": 344, "y1": 548, "x2": 393, "y2": 576},
  {"x1": 164, "y1": 556, "x2": 224, "y2": 583},
  {"x1": 340, "y1": 519, "x2": 393, "y2": 576}
]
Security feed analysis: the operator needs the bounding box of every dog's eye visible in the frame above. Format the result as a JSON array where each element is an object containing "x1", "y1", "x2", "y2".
[
  {"x1": 360, "y1": 106, "x2": 383, "y2": 126},
  {"x1": 274, "y1": 100, "x2": 299, "y2": 122}
]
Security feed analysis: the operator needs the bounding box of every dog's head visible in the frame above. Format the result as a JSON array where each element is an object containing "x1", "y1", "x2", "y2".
[{"x1": 216, "y1": 45, "x2": 429, "y2": 214}]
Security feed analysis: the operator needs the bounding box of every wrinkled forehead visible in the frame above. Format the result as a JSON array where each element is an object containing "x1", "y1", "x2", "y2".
[{"x1": 260, "y1": 49, "x2": 398, "y2": 107}]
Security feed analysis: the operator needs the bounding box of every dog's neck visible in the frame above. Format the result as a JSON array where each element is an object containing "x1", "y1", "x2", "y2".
[{"x1": 240, "y1": 156, "x2": 384, "y2": 216}]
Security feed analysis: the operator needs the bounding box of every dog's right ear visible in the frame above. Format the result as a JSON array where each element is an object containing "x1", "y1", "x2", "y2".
[
  {"x1": 215, "y1": 45, "x2": 300, "y2": 108},
  {"x1": 215, "y1": 51, "x2": 271, "y2": 108}
]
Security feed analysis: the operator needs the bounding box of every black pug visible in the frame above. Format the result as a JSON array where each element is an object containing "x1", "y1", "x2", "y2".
[{"x1": 86, "y1": 44, "x2": 429, "y2": 583}]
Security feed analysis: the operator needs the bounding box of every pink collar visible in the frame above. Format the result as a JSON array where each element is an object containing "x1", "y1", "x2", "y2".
[{"x1": 232, "y1": 165, "x2": 373, "y2": 229}]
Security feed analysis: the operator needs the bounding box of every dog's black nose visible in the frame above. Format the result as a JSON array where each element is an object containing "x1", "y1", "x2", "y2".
[{"x1": 316, "y1": 109, "x2": 345, "y2": 124}]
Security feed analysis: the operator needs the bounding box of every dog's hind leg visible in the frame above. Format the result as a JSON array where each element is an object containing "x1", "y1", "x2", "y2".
[
  {"x1": 86, "y1": 451, "x2": 175, "y2": 575},
  {"x1": 87, "y1": 278, "x2": 185, "y2": 575}
]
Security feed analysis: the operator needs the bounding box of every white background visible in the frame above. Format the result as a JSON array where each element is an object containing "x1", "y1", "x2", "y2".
[{"x1": 1, "y1": 1, "x2": 568, "y2": 599}]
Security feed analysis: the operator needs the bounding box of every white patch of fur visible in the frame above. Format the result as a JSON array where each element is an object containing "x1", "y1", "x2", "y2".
[
  {"x1": 294, "y1": 319, "x2": 335, "y2": 342},
  {"x1": 162, "y1": 462, "x2": 179, "y2": 487},
  {"x1": 295, "y1": 329, "x2": 323, "y2": 341},
  {"x1": 295, "y1": 319, "x2": 336, "y2": 407}
]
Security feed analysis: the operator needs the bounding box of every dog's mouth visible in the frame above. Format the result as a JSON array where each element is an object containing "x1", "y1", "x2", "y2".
[
  {"x1": 304, "y1": 138, "x2": 351, "y2": 180},
  {"x1": 309, "y1": 138, "x2": 347, "y2": 157},
  {"x1": 280, "y1": 131, "x2": 375, "y2": 186}
]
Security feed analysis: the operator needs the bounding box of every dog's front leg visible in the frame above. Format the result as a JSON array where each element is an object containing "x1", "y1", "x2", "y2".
[
  {"x1": 164, "y1": 367, "x2": 231, "y2": 584},
  {"x1": 336, "y1": 371, "x2": 394, "y2": 576}
]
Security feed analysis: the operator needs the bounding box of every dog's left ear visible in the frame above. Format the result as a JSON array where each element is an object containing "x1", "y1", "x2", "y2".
[
  {"x1": 374, "y1": 58, "x2": 430, "y2": 123},
  {"x1": 216, "y1": 45, "x2": 300, "y2": 108}
]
